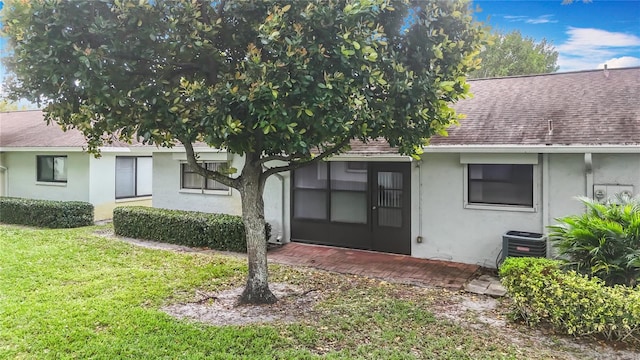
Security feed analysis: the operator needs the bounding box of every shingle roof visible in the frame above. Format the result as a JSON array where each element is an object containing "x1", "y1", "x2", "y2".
[
  {"x1": 346, "y1": 138, "x2": 397, "y2": 155},
  {"x1": 4, "y1": 69, "x2": 637, "y2": 152},
  {"x1": 432, "y1": 67, "x2": 640, "y2": 146},
  {"x1": 0, "y1": 110, "x2": 146, "y2": 148}
]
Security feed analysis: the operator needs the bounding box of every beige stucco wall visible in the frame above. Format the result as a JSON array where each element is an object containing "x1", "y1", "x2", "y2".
[
  {"x1": 150, "y1": 149, "x2": 639, "y2": 266},
  {"x1": 152, "y1": 151, "x2": 288, "y2": 242},
  {"x1": 412, "y1": 153, "x2": 542, "y2": 268},
  {"x1": 411, "y1": 152, "x2": 640, "y2": 267},
  {"x1": 592, "y1": 153, "x2": 640, "y2": 191},
  {"x1": 152, "y1": 152, "x2": 243, "y2": 215},
  {"x1": 1, "y1": 150, "x2": 154, "y2": 221},
  {"x1": 88, "y1": 153, "x2": 153, "y2": 220},
  {"x1": 94, "y1": 198, "x2": 153, "y2": 221},
  {"x1": 3, "y1": 151, "x2": 91, "y2": 202}
]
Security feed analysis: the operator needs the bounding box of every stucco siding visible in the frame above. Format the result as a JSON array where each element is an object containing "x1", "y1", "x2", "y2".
[
  {"x1": 4, "y1": 151, "x2": 90, "y2": 202},
  {"x1": 152, "y1": 152, "x2": 288, "y2": 243},
  {"x1": 592, "y1": 154, "x2": 640, "y2": 194},
  {"x1": 88, "y1": 154, "x2": 117, "y2": 217},
  {"x1": 89, "y1": 153, "x2": 153, "y2": 220},
  {"x1": 546, "y1": 154, "x2": 586, "y2": 223},
  {"x1": 152, "y1": 152, "x2": 243, "y2": 215},
  {"x1": 414, "y1": 153, "x2": 542, "y2": 268},
  {"x1": 263, "y1": 171, "x2": 289, "y2": 242},
  {"x1": 94, "y1": 198, "x2": 153, "y2": 221}
]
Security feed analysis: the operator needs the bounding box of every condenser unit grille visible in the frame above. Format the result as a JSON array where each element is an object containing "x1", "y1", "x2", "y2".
[{"x1": 502, "y1": 231, "x2": 546, "y2": 262}]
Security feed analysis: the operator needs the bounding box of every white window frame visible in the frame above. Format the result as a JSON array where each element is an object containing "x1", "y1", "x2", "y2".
[
  {"x1": 36, "y1": 155, "x2": 67, "y2": 184},
  {"x1": 461, "y1": 155, "x2": 539, "y2": 212},
  {"x1": 179, "y1": 161, "x2": 231, "y2": 196},
  {"x1": 115, "y1": 156, "x2": 153, "y2": 199}
]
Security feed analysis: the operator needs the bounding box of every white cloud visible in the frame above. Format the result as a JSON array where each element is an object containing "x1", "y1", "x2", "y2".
[
  {"x1": 504, "y1": 15, "x2": 528, "y2": 21},
  {"x1": 526, "y1": 15, "x2": 558, "y2": 24},
  {"x1": 557, "y1": 27, "x2": 640, "y2": 71},
  {"x1": 503, "y1": 14, "x2": 557, "y2": 24},
  {"x1": 597, "y1": 56, "x2": 640, "y2": 69}
]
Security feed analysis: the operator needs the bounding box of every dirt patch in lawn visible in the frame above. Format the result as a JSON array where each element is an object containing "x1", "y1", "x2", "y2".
[
  {"x1": 99, "y1": 229, "x2": 639, "y2": 358},
  {"x1": 161, "y1": 283, "x2": 321, "y2": 326},
  {"x1": 431, "y1": 292, "x2": 640, "y2": 360}
]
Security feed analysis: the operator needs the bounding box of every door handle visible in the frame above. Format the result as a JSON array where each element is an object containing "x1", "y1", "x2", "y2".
[{"x1": 372, "y1": 206, "x2": 377, "y2": 210}]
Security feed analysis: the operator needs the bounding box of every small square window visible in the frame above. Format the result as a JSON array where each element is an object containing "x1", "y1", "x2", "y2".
[
  {"x1": 37, "y1": 156, "x2": 67, "y2": 183},
  {"x1": 181, "y1": 162, "x2": 229, "y2": 191},
  {"x1": 468, "y1": 164, "x2": 533, "y2": 207}
]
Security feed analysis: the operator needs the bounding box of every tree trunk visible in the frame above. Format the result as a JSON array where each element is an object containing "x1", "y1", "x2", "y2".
[{"x1": 237, "y1": 158, "x2": 277, "y2": 305}]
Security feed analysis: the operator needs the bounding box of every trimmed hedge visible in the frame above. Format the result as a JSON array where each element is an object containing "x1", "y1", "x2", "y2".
[
  {"x1": 500, "y1": 257, "x2": 640, "y2": 342},
  {"x1": 0, "y1": 197, "x2": 94, "y2": 228},
  {"x1": 113, "y1": 206, "x2": 271, "y2": 253}
]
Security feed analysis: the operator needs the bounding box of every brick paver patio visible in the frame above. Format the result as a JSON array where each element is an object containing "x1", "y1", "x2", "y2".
[{"x1": 268, "y1": 242, "x2": 480, "y2": 290}]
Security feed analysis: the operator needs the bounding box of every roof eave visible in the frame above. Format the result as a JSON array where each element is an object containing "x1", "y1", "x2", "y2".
[{"x1": 423, "y1": 144, "x2": 640, "y2": 154}]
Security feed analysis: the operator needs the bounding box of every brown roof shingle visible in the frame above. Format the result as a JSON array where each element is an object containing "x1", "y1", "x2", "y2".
[
  {"x1": 4, "y1": 69, "x2": 637, "y2": 152},
  {"x1": 0, "y1": 110, "x2": 147, "y2": 148},
  {"x1": 432, "y1": 67, "x2": 640, "y2": 146}
]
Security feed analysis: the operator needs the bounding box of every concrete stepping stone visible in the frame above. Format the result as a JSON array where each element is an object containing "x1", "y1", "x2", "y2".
[{"x1": 464, "y1": 275, "x2": 507, "y2": 297}]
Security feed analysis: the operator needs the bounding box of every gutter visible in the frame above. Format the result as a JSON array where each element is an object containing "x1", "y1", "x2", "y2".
[
  {"x1": 423, "y1": 145, "x2": 640, "y2": 154},
  {"x1": 541, "y1": 154, "x2": 550, "y2": 255},
  {"x1": 0, "y1": 146, "x2": 85, "y2": 152},
  {"x1": 272, "y1": 172, "x2": 286, "y2": 244},
  {"x1": 584, "y1": 153, "x2": 594, "y2": 199}
]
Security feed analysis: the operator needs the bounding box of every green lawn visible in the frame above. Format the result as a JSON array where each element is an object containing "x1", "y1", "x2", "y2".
[{"x1": 0, "y1": 224, "x2": 607, "y2": 359}]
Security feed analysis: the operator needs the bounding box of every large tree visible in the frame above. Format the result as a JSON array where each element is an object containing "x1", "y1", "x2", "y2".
[
  {"x1": 1, "y1": 0, "x2": 485, "y2": 304},
  {"x1": 469, "y1": 30, "x2": 558, "y2": 78}
]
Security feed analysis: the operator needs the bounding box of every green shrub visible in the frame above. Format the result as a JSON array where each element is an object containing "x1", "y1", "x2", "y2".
[
  {"x1": 0, "y1": 197, "x2": 94, "y2": 228},
  {"x1": 113, "y1": 206, "x2": 271, "y2": 253},
  {"x1": 500, "y1": 257, "x2": 640, "y2": 342},
  {"x1": 548, "y1": 195, "x2": 640, "y2": 287}
]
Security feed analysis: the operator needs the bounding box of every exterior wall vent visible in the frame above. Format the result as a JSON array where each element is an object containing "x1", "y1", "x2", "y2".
[{"x1": 501, "y1": 231, "x2": 546, "y2": 263}]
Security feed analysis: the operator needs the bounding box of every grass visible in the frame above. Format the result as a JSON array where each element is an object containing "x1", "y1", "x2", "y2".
[{"x1": 0, "y1": 224, "x2": 614, "y2": 359}]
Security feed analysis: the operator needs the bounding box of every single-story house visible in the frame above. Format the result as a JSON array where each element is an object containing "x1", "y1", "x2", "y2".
[
  {"x1": 152, "y1": 67, "x2": 640, "y2": 268},
  {"x1": 0, "y1": 110, "x2": 154, "y2": 220}
]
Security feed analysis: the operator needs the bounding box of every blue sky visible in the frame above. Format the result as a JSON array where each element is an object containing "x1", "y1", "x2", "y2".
[
  {"x1": 0, "y1": 0, "x2": 639, "y2": 89},
  {"x1": 473, "y1": 0, "x2": 640, "y2": 71}
]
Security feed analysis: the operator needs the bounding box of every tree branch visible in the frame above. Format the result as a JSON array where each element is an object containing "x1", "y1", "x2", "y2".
[
  {"x1": 183, "y1": 141, "x2": 240, "y2": 189},
  {"x1": 259, "y1": 137, "x2": 352, "y2": 185}
]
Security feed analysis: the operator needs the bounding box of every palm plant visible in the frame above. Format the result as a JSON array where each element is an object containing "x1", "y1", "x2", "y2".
[{"x1": 548, "y1": 194, "x2": 640, "y2": 287}]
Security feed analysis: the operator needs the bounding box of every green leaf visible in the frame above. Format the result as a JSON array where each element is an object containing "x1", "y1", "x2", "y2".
[
  {"x1": 304, "y1": 109, "x2": 313, "y2": 116},
  {"x1": 79, "y1": 56, "x2": 90, "y2": 68}
]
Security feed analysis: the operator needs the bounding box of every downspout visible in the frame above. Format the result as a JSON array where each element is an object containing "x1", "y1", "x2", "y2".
[
  {"x1": 417, "y1": 161, "x2": 423, "y2": 243},
  {"x1": 542, "y1": 154, "x2": 550, "y2": 256},
  {"x1": 584, "y1": 153, "x2": 593, "y2": 199},
  {"x1": 0, "y1": 165, "x2": 7, "y2": 197},
  {"x1": 273, "y1": 172, "x2": 285, "y2": 243}
]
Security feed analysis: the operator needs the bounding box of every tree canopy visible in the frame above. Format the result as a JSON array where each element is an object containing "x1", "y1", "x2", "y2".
[
  {"x1": 469, "y1": 30, "x2": 558, "y2": 79},
  {"x1": 1, "y1": 0, "x2": 486, "y2": 303}
]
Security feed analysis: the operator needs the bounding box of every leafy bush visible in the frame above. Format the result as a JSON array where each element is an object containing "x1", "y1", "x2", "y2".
[
  {"x1": 113, "y1": 206, "x2": 271, "y2": 253},
  {"x1": 548, "y1": 195, "x2": 640, "y2": 287},
  {"x1": 0, "y1": 197, "x2": 94, "y2": 228},
  {"x1": 500, "y1": 257, "x2": 640, "y2": 342}
]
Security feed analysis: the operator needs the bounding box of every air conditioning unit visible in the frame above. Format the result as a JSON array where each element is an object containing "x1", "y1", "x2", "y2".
[{"x1": 501, "y1": 230, "x2": 546, "y2": 263}]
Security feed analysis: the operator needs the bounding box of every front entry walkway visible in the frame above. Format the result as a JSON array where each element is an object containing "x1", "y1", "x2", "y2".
[{"x1": 268, "y1": 242, "x2": 480, "y2": 290}]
